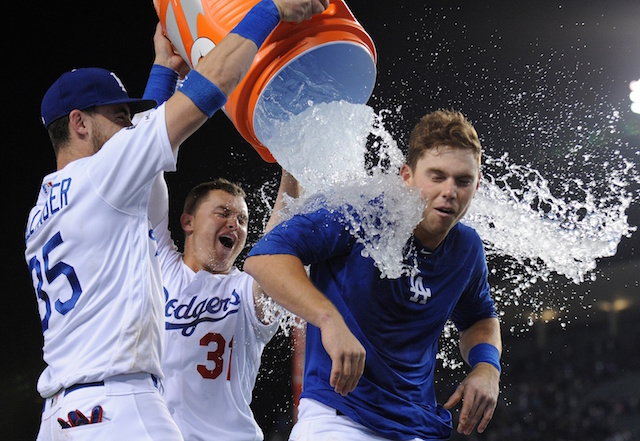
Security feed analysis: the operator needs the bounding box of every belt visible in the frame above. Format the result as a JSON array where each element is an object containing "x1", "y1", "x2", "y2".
[
  {"x1": 63, "y1": 374, "x2": 158, "y2": 397},
  {"x1": 64, "y1": 381, "x2": 104, "y2": 396}
]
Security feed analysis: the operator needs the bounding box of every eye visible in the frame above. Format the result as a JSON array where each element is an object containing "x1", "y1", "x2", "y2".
[{"x1": 114, "y1": 111, "x2": 132, "y2": 125}]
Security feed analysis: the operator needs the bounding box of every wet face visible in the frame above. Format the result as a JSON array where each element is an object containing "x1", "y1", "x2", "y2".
[
  {"x1": 183, "y1": 189, "x2": 249, "y2": 274},
  {"x1": 401, "y1": 146, "x2": 480, "y2": 250}
]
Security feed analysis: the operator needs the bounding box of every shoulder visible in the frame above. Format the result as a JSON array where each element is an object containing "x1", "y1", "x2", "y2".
[
  {"x1": 453, "y1": 222, "x2": 483, "y2": 245},
  {"x1": 283, "y1": 205, "x2": 344, "y2": 227},
  {"x1": 227, "y1": 267, "x2": 252, "y2": 284},
  {"x1": 256, "y1": 205, "x2": 347, "y2": 245},
  {"x1": 217, "y1": 269, "x2": 254, "y2": 295},
  {"x1": 199, "y1": 267, "x2": 251, "y2": 284},
  {"x1": 442, "y1": 222, "x2": 486, "y2": 263},
  {"x1": 101, "y1": 106, "x2": 167, "y2": 154}
]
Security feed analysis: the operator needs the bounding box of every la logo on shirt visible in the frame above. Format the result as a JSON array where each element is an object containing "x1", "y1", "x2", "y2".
[{"x1": 408, "y1": 274, "x2": 432, "y2": 304}]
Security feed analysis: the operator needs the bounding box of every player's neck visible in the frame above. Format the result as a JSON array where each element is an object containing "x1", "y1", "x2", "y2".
[
  {"x1": 56, "y1": 142, "x2": 95, "y2": 170},
  {"x1": 182, "y1": 254, "x2": 232, "y2": 275}
]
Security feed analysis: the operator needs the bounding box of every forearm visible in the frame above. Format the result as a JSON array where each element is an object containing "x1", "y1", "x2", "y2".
[
  {"x1": 446, "y1": 318, "x2": 502, "y2": 435},
  {"x1": 193, "y1": 34, "x2": 258, "y2": 96},
  {"x1": 265, "y1": 169, "x2": 300, "y2": 233},
  {"x1": 246, "y1": 251, "x2": 366, "y2": 396},
  {"x1": 459, "y1": 317, "x2": 502, "y2": 366},
  {"x1": 245, "y1": 254, "x2": 341, "y2": 328},
  {"x1": 163, "y1": 0, "x2": 279, "y2": 149},
  {"x1": 162, "y1": 0, "x2": 327, "y2": 150},
  {"x1": 164, "y1": 34, "x2": 256, "y2": 148}
]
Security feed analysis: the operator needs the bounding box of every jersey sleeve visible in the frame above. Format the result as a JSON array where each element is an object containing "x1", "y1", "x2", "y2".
[
  {"x1": 148, "y1": 173, "x2": 170, "y2": 229},
  {"x1": 450, "y1": 236, "x2": 497, "y2": 331},
  {"x1": 87, "y1": 104, "x2": 177, "y2": 213},
  {"x1": 155, "y1": 213, "x2": 184, "y2": 284},
  {"x1": 248, "y1": 207, "x2": 354, "y2": 265},
  {"x1": 244, "y1": 288, "x2": 280, "y2": 344}
]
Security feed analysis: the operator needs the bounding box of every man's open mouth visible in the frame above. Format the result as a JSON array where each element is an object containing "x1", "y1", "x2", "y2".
[
  {"x1": 219, "y1": 236, "x2": 234, "y2": 249},
  {"x1": 436, "y1": 207, "x2": 454, "y2": 215}
]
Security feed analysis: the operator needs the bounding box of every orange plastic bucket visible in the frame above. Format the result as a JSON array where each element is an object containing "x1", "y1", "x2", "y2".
[{"x1": 154, "y1": 0, "x2": 377, "y2": 162}]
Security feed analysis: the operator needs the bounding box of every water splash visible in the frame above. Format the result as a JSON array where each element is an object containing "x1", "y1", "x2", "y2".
[
  {"x1": 261, "y1": 101, "x2": 375, "y2": 193},
  {"x1": 253, "y1": 100, "x2": 638, "y2": 339},
  {"x1": 467, "y1": 153, "x2": 637, "y2": 285},
  {"x1": 253, "y1": 101, "x2": 424, "y2": 331},
  {"x1": 255, "y1": 294, "x2": 304, "y2": 337},
  {"x1": 264, "y1": 101, "x2": 424, "y2": 279}
]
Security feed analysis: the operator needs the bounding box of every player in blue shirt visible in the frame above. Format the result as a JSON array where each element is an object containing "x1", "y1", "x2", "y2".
[{"x1": 245, "y1": 110, "x2": 502, "y2": 440}]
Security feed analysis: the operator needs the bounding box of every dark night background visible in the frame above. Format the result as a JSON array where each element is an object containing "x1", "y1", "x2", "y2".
[{"x1": 4, "y1": 1, "x2": 640, "y2": 440}]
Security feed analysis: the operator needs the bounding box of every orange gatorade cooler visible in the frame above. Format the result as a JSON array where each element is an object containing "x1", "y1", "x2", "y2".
[{"x1": 154, "y1": 0, "x2": 377, "y2": 162}]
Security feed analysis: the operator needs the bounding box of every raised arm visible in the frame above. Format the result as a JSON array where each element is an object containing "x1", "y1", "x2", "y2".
[
  {"x1": 251, "y1": 169, "x2": 299, "y2": 322},
  {"x1": 163, "y1": 0, "x2": 329, "y2": 152},
  {"x1": 444, "y1": 317, "x2": 502, "y2": 435},
  {"x1": 245, "y1": 253, "x2": 366, "y2": 396},
  {"x1": 265, "y1": 169, "x2": 300, "y2": 233},
  {"x1": 150, "y1": 23, "x2": 191, "y2": 79}
]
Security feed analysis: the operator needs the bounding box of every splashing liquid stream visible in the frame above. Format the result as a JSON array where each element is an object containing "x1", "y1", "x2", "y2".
[{"x1": 254, "y1": 100, "x2": 637, "y2": 344}]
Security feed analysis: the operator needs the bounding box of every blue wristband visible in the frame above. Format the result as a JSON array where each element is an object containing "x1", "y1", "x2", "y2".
[
  {"x1": 177, "y1": 70, "x2": 227, "y2": 118},
  {"x1": 468, "y1": 343, "x2": 501, "y2": 373},
  {"x1": 230, "y1": 0, "x2": 280, "y2": 48},
  {"x1": 143, "y1": 64, "x2": 179, "y2": 106}
]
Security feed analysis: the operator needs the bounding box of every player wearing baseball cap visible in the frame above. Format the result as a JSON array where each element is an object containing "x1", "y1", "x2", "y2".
[{"x1": 25, "y1": 1, "x2": 328, "y2": 439}]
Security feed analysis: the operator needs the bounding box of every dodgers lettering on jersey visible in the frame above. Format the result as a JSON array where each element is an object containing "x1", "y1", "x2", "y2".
[
  {"x1": 160, "y1": 267, "x2": 278, "y2": 441},
  {"x1": 153, "y1": 191, "x2": 279, "y2": 440},
  {"x1": 165, "y1": 289, "x2": 241, "y2": 336}
]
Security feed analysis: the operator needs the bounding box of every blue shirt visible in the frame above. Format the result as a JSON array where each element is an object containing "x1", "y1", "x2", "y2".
[{"x1": 248, "y1": 206, "x2": 497, "y2": 440}]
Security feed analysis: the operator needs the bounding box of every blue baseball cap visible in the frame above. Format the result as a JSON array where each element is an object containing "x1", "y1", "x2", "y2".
[{"x1": 41, "y1": 67, "x2": 157, "y2": 127}]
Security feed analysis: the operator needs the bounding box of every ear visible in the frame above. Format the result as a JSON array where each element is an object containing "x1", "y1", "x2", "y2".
[
  {"x1": 469, "y1": 172, "x2": 481, "y2": 200},
  {"x1": 400, "y1": 164, "x2": 413, "y2": 186},
  {"x1": 180, "y1": 212, "x2": 194, "y2": 234},
  {"x1": 68, "y1": 109, "x2": 89, "y2": 138}
]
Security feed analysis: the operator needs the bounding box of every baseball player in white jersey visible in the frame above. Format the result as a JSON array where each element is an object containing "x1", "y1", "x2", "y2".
[
  {"x1": 25, "y1": 1, "x2": 328, "y2": 439},
  {"x1": 27, "y1": 66, "x2": 184, "y2": 440},
  {"x1": 150, "y1": 172, "x2": 299, "y2": 440}
]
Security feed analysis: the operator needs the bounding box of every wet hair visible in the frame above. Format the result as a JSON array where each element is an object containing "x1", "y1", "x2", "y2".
[
  {"x1": 46, "y1": 106, "x2": 98, "y2": 156},
  {"x1": 183, "y1": 178, "x2": 247, "y2": 215},
  {"x1": 406, "y1": 110, "x2": 482, "y2": 170}
]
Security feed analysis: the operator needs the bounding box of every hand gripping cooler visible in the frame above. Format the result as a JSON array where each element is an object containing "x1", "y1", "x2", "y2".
[{"x1": 154, "y1": 0, "x2": 377, "y2": 162}]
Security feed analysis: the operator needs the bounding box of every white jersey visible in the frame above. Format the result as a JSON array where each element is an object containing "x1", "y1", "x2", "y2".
[
  {"x1": 24, "y1": 105, "x2": 176, "y2": 398},
  {"x1": 156, "y1": 209, "x2": 279, "y2": 441}
]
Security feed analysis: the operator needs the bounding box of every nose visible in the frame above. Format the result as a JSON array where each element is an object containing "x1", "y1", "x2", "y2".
[
  {"x1": 226, "y1": 214, "x2": 240, "y2": 229},
  {"x1": 441, "y1": 178, "x2": 457, "y2": 199}
]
